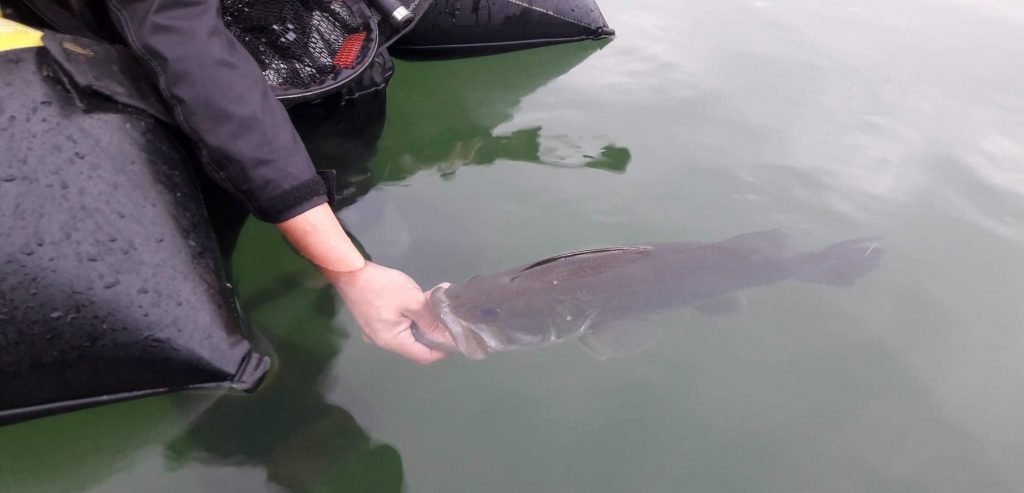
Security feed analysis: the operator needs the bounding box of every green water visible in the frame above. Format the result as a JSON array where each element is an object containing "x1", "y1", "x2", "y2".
[{"x1": 5, "y1": 0, "x2": 1024, "y2": 491}]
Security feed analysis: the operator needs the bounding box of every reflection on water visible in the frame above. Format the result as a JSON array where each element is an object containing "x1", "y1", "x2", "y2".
[
  {"x1": 374, "y1": 41, "x2": 630, "y2": 182},
  {"x1": 165, "y1": 285, "x2": 403, "y2": 493},
  {"x1": 286, "y1": 40, "x2": 630, "y2": 208},
  {"x1": 0, "y1": 391, "x2": 222, "y2": 492}
]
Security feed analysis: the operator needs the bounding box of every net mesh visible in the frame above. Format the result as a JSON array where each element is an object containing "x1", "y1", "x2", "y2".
[{"x1": 222, "y1": 0, "x2": 367, "y2": 89}]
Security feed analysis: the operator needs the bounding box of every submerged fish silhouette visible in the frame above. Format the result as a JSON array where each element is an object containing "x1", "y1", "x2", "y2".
[{"x1": 413, "y1": 230, "x2": 884, "y2": 359}]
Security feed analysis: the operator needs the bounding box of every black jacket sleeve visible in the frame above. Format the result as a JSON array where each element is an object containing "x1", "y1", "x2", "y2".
[{"x1": 104, "y1": 0, "x2": 327, "y2": 223}]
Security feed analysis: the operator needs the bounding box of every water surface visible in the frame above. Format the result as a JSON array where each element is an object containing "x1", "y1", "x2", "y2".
[{"x1": 4, "y1": 0, "x2": 1024, "y2": 491}]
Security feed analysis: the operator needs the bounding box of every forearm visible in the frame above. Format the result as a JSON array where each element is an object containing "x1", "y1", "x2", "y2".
[
  {"x1": 106, "y1": 0, "x2": 326, "y2": 222},
  {"x1": 276, "y1": 203, "x2": 366, "y2": 275},
  {"x1": 278, "y1": 201, "x2": 448, "y2": 364}
]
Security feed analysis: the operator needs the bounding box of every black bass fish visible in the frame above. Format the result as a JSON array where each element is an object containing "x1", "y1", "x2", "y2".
[{"x1": 413, "y1": 230, "x2": 883, "y2": 359}]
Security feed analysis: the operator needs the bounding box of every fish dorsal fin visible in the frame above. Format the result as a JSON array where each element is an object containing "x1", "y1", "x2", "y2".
[{"x1": 516, "y1": 246, "x2": 653, "y2": 274}]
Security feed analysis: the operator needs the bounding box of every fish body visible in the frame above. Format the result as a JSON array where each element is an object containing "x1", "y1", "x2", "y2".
[{"x1": 415, "y1": 230, "x2": 883, "y2": 359}]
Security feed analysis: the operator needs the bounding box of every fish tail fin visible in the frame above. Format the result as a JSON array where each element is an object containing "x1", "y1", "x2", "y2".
[{"x1": 792, "y1": 237, "x2": 885, "y2": 286}]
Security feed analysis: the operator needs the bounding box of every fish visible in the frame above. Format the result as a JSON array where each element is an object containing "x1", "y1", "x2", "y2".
[{"x1": 412, "y1": 230, "x2": 884, "y2": 360}]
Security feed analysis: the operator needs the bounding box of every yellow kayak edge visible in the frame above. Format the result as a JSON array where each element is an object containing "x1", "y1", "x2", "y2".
[{"x1": 0, "y1": 16, "x2": 44, "y2": 51}]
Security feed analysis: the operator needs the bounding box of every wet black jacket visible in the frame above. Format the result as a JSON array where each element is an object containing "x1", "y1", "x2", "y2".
[
  {"x1": 17, "y1": 0, "x2": 331, "y2": 222},
  {"x1": 102, "y1": 0, "x2": 326, "y2": 223}
]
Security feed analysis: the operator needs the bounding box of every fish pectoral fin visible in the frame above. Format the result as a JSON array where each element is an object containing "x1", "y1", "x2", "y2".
[
  {"x1": 578, "y1": 318, "x2": 664, "y2": 359},
  {"x1": 693, "y1": 293, "x2": 747, "y2": 318}
]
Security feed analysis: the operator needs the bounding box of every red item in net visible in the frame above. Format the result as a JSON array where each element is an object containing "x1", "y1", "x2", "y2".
[{"x1": 332, "y1": 32, "x2": 366, "y2": 69}]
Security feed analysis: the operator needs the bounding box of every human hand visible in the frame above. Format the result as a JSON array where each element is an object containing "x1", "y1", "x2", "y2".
[{"x1": 328, "y1": 262, "x2": 451, "y2": 364}]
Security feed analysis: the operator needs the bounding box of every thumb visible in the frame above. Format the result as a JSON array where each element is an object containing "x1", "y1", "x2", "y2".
[
  {"x1": 410, "y1": 283, "x2": 454, "y2": 343},
  {"x1": 407, "y1": 301, "x2": 455, "y2": 347}
]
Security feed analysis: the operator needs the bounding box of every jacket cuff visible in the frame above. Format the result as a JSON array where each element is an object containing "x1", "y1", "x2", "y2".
[{"x1": 255, "y1": 176, "x2": 328, "y2": 223}]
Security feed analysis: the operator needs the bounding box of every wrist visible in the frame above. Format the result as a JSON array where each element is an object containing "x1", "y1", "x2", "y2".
[
  {"x1": 276, "y1": 203, "x2": 366, "y2": 273},
  {"x1": 319, "y1": 255, "x2": 368, "y2": 276},
  {"x1": 325, "y1": 260, "x2": 369, "y2": 286}
]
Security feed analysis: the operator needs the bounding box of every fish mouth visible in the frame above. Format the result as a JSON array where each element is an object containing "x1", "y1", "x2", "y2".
[{"x1": 428, "y1": 285, "x2": 491, "y2": 360}]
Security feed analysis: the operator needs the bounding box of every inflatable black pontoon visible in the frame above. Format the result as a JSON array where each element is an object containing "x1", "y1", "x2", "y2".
[
  {"x1": 391, "y1": 0, "x2": 613, "y2": 58},
  {"x1": 0, "y1": 35, "x2": 270, "y2": 426},
  {"x1": 0, "y1": 0, "x2": 613, "y2": 426}
]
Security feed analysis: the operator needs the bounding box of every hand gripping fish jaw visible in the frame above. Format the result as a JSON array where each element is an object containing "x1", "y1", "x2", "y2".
[{"x1": 411, "y1": 285, "x2": 492, "y2": 360}]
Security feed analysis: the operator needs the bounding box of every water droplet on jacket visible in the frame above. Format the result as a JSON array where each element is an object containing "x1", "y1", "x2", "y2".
[
  {"x1": 50, "y1": 311, "x2": 64, "y2": 319},
  {"x1": 103, "y1": 279, "x2": 120, "y2": 289},
  {"x1": 1, "y1": 174, "x2": 16, "y2": 182}
]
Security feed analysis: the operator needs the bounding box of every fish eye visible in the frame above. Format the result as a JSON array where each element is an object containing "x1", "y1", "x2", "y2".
[{"x1": 479, "y1": 308, "x2": 500, "y2": 320}]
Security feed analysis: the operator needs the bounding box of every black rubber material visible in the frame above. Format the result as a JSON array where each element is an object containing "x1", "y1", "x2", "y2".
[
  {"x1": 41, "y1": 33, "x2": 173, "y2": 124},
  {"x1": 390, "y1": 0, "x2": 614, "y2": 59},
  {"x1": 0, "y1": 44, "x2": 270, "y2": 427}
]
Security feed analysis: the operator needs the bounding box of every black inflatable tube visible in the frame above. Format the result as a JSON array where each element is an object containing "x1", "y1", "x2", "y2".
[
  {"x1": 0, "y1": 38, "x2": 269, "y2": 426},
  {"x1": 390, "y1": 0, "x2": 614, "y2": 59}
]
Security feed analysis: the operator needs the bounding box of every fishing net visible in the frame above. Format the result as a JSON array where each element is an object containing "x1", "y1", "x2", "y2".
[{"x1": 222, "y1": 0, "x2": 372, "y2": 91}]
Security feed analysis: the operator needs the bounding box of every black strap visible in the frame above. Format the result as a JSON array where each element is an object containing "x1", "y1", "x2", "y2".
[
  {"x1": 42, "y1": 32, "x2": 175, "y2": 124},
  {"x1": 19, "y1": 0, "x2": 95, "y2": 37},
  {"x1": 317, "y1": 169, "x2": 338, "y2": 208}
]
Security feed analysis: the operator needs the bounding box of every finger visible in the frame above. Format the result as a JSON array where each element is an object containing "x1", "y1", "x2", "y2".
[
  {"x1": 387, "y1": 328, "x2": 448, "y2": 364},
  {"x1": 367, "y1": 318, "x2": 447, "y2": 364},
  {"x1": 407, "y1": 302, "x2": 455, "y2": 345},
  {"x1": 400, "y1": 289, "x2": 430, "y2": 313}
]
